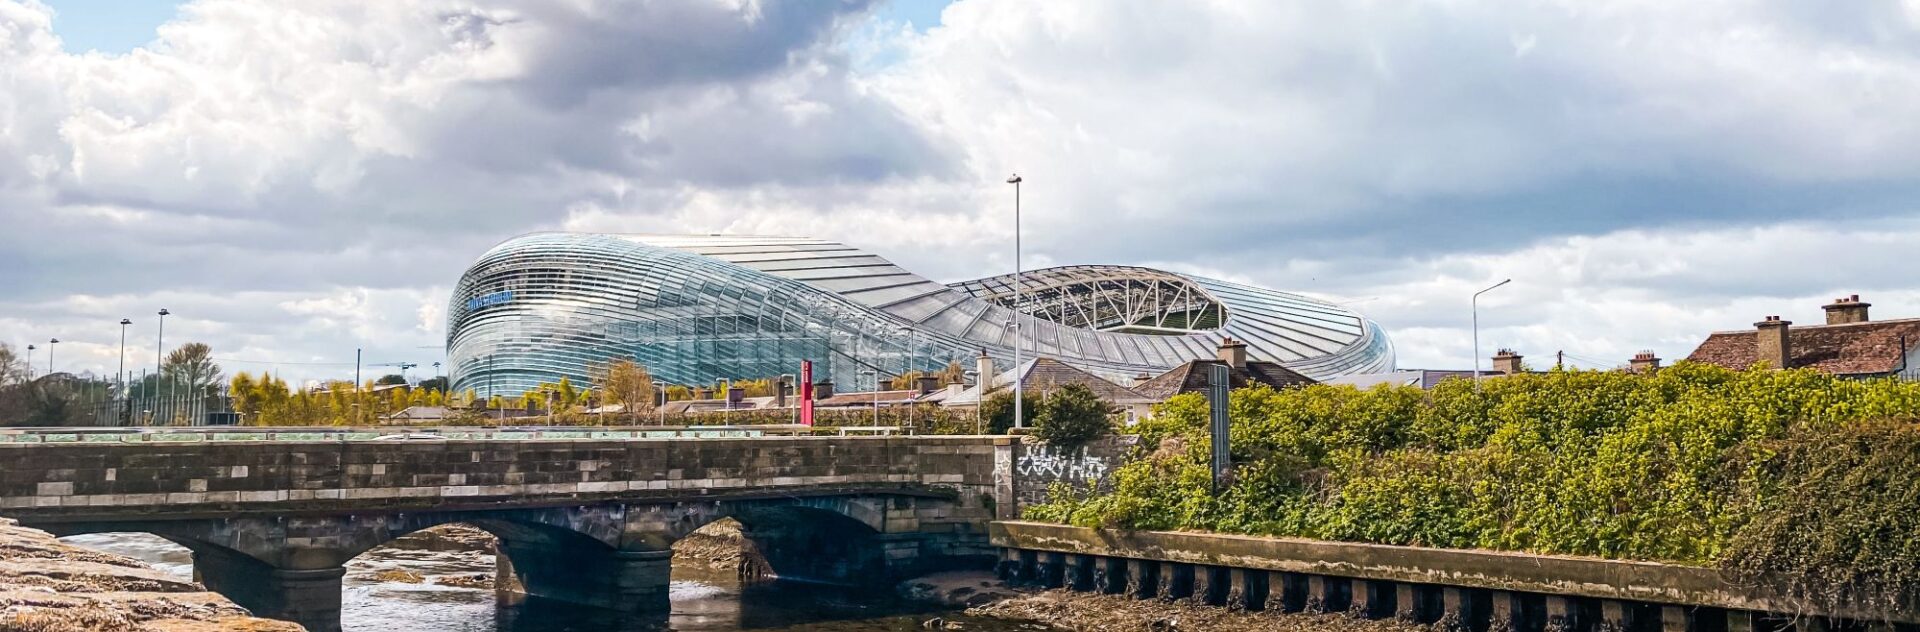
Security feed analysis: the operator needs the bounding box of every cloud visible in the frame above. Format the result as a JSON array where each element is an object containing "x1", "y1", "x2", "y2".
[{"x1": 8, "y1": 0, "x2": 1920, "y2": 383}]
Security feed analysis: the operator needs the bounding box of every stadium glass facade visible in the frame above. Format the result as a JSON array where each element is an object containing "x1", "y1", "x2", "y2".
[{"x1": 447, "y1": 233, "x2": 1395, "y2": 398}]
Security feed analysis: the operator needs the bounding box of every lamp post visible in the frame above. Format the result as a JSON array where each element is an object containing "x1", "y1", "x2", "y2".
[
  {"x1": 156, "y1": 309, "x2": 169, "y2": 422},
  {"x1": 858, "y1": 368, "x2": 878, "y2": 428},
  {"x1": 964, "y1": 370, "x2": 979, "y2": 434},
  {"x1": 898, "y1": 325, "x2": 915, "y2": 430},
  {"x1": 118, "y1": 319, "x2": 132, "y2": 395},
  {"x1": 652, "y1": 381, "x2": 667, "y2": 426},
  {"x1": 47, "y1": 338, "x2": 58, "y2": 375},
  {"x1": 1472, "y1": 279, "x2": 1511, "y2": 391},
  {"x1": 1006, "y1": 173, "x2": 1025, "y2": 428},
  {"x1": 25, "y1": 345, "x2": 34, "y2": 381}
]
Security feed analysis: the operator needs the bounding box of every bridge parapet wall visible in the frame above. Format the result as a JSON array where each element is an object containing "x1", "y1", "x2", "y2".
[{"x1": 0, "y1": 435, "x2": 1006, "y2": 524}]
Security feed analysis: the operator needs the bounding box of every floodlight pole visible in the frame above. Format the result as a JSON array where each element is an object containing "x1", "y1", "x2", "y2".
[
  {"x1": 1007, "y1": 173, "x2": 1025, "y2": 429},
  {"x1": 1472, "y1": 279, "x2": 1512, "y2": 392}
]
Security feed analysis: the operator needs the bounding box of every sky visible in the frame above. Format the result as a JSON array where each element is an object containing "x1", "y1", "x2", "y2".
[{"x1": 7, "y1": 0, "x2": 1920, "y2": 386}]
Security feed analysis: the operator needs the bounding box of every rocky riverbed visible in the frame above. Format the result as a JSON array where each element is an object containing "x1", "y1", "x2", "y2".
[
  {"x1": 969, "y1": 590, "x2": 1434, "y2": 632},
  {"x1": 0, "y1": 518, "x2": 301, "y2": 632}
]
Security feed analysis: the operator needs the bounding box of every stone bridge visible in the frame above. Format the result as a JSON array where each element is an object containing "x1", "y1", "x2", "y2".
[{"x1": 0, "y1": 435, "x2": 1061, "y2": 632}]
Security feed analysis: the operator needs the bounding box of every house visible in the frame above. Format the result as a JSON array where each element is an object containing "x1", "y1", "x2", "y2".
[
  {"x1": 1322, "y1": 369, "x2": 1486, "y2": 390},
  {"x1": 384, "y1": 405, "x2": 448, "y2": 424},
  {"x1": 940, "y1": 357, "x2": 1158, "y2": 422},
  {"x1": 1127, "y1": 338, "x2": 1317, "y2": 418},
  {"x1": 1685, "y1": 295, "x2": 1920, "y2": 379}
]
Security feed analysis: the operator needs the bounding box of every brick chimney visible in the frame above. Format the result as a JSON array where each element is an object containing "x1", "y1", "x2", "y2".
[
  {"x1": 693, "y1": 387, "x2": 711, "y2": 400},
  {"x1": 975, "y1": 350, "x2": 994, "y2": 388},
  {"x1": 811, "y1": 381, "x2": 834, "y2": 400},
  {"x1": 1823, "y1": 294, "x2": 1870, "y2": 325},
  {"x1": 1491, "y1": 349, "x2": 1524, "y2": 375},
  {"x1": 1629, "y1": 350, "x2": 1661, "y2": 374},
  {"x1": 1131, "y1": 372, "x2": 1153, "y2": 387},
  {"x1": 1755, "y1": 316, "x2": 1791, "y2": 369},
  {"x1": 774, "y1": 376, "x2": 790, "y2": 408},
  {"x1": 1217, "y1": 337, "x2": 1248, "y2": 370},
  {"x1": 916, "y1": 375, "x2": 940, "y2": 395}
]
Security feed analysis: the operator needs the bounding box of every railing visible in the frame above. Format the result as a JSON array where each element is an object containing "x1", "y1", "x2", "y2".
[{"x1": 0, "y1": 424, "x2": 843, "y2": 444}]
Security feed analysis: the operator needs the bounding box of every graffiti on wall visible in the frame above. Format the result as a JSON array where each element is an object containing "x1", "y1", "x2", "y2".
[{"x1": 1016, "y1": 446, "x2": 1111, "y2": 482}]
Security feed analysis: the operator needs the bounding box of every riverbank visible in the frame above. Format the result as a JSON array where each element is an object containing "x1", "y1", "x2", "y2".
[
  {"x1": 0, "y1": 518, "x2": 301, "y2": 631},
  {"x1": 970, "y1": 590, "x2": 1431, "y2": 632}
]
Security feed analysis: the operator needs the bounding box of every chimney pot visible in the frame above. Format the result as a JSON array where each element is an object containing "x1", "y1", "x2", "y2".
[
  {"x1": 1823, "y1": 295, "x2": 1871, "y2": 325},
  {"x1": 1754, "y1": 316, "x2": 1792, "y2": 369},
  {"x1": 812, "y1": 381, "x2": 834, "y2": 400},
  {"x1": 1629, "y1": 350, "x2": 1661, "y2": 374},
  {"x1": 1492, "y1": 349, "x2": 1524, "y2": 375},
  {"x1": 1217, "y1": 337, "x2": 1249, "y2": 370},
  {"x1": 916, "y1": 375, "x2": 940, "y2": 396}
]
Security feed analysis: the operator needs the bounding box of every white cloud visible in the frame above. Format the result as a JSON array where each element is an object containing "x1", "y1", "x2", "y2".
[{"x1": 9, "y1": 0, "x2": 1920, "y2": 383}]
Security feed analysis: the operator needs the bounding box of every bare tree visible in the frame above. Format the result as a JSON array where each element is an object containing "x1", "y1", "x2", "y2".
[
  {"x1": 599, "y1": 359, "x2": 655, "y2": 421},
  {"x1": 163, "y1": 342, "x2": 223, "y2": 395},
  {"x1": 0, "y1": 343, "x2": 25, "y2": 387}
]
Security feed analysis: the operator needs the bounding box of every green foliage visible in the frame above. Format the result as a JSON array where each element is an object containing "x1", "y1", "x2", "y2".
[
  {"x1": 1026, "y1": 363, "x2": 1920, "y2": 585},
  {"x1": 980, "y1": 390, "x2": 1042, "y2": 435},
  {"x1": 1031, "y1": 383, "x2": 1116, "y2": 448},
  {"x1": 1721, "y1": 420, "x2": 1920, "y2": 614}
]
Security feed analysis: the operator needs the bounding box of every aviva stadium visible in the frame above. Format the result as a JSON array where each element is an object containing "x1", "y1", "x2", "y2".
[{"x1": 447, "y1": 233, "x2": 1394, "y2": 397}]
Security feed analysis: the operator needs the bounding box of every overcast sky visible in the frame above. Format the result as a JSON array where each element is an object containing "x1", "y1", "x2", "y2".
[{"x1": 7, "y1": 0, "x2": 1920, "y2": 385}]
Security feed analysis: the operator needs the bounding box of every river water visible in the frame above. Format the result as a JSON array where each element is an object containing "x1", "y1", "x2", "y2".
[{"x1": 60, "y1": 533, "x2": 1036, "y2": 632}]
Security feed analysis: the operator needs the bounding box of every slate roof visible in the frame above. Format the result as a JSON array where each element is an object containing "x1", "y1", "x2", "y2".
[
  {"x1": 941, "y1": 358, "x2": 1156, "y2": 406},
  {"x1": 1684, "y1": 318, "x2": 1920, "y2": 376},
  {"x1": 1132, "y1": 360, "x2": 1317, "y2": 401},
  {"x1": 814, "y1": 390, "x2": 919, "y2": 408}
]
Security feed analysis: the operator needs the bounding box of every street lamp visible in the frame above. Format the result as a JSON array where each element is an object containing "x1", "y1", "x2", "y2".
[
  {"x1": 963, "y1": 370, "x2": 979, "y2": 434},
  {"x1": 652, "y1": 381, "x2": 667, "y2": 426},
  {"x1": 1472, "y1": 279, "x2": 1512, "y2": 391},
  {"x1": 1006, "y1": 173, "x2": 1026, "y2": 429},
  {"x1": 24, "y1": 345, "x2": 34, "y2": 381},
  {"x1": 156, "y1": 309, "x2": 169, "y2": 421},
  {"x1": 47, "y1": 338, "x2": 58, "y2": 375},
  {"x1": 897, "y1": 325, "x2": 915, "y2": 430},
  {"x1": 118, "y1": 319, "x2": 132, "y2": 395},
  {"x1": 857, "y1": 368, "x2": 879, "y2": 428}
]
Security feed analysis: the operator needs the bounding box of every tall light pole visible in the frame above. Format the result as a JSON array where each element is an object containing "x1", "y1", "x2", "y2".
[
  {"x1": 47, "y1": 338, "x2": 58, "y2": 375},
  {"x1": 25, "y1": 344, "x2": 34, "y2": 381},
  {"x1": 898, "y1": 325, "x2": 915, "y2": 430},
  {"x1": 118, "y1": 319, "x2": 132, "y2": 395},
  {"x1": 1006, "y1": 173, "x2": 1025, "y2": 429},
  {"x1": 1472, "y1": 279, "x2": 1511, "y2": 391},
  {"x1": 156, "y1": 309, "x2": 169, "y2": 423},
  {"x1": 858, "y1": 368, "x2": 878, "y2": 428}
]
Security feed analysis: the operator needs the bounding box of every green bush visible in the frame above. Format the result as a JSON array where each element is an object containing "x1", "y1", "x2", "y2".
[
  {"x1": 1024, "y1": 362, "x2": 1920, "y2": 605},
  {"x1": 980, "y1": 390, "x2": 1042, "y2": 435},
  {"x1": 1031, "y1": 383, "x2": 1115, "y2": 448}
]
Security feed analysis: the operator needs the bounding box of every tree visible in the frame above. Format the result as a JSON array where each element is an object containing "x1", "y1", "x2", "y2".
[
  {"x1": 979, "y1": 389, "x2": 1042, "y2": 436},
  {"x1": 375, "y1": 374, "x2": 408, "y2": 386},
  {"x1": 163, "y1": 343, "x2": 222, "y2": 396},
  {"x1": 0, "y1": 343, "x2": 26, "y2": 387},
  {"x1": 416, "y1": 376, "x2": 448, "y2": 393},
  {"x1": 1031, "y1": 383, "x2": 1116, "y2": 449},
  {"x1": 601, "y1": 360, "x2": 656, "y2": 419}
]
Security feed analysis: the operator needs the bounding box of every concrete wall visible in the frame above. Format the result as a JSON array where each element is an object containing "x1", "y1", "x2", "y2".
[
  {"x1": 1006, "y1": 436, "x2": 1136, "y2": 513},
  {"x1": 991, "y1": 521, "x2": 1919, "y2": 627}
]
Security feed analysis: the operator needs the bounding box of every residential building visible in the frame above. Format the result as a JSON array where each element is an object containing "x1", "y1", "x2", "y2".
[{"x1": 1685, "y1": 295, "x2": 1920, "y2": 379}]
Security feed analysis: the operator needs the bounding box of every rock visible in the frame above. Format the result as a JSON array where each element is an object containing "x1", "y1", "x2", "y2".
[
  {"x1": 431, "y1": 573, "x2": 492, "y2": 589},
  {"x1": 898, "y1": 571, "x2": 1021, "y2": 609},
  {"x1": 382, "y1": 524, "x2": 496, "y2": 553},
  {"x1": 369, "y1": 569, "x2": 425, "y2": 584},
  {"x1": 0, "y1": 518, "x2": 299, "y2": 631}
]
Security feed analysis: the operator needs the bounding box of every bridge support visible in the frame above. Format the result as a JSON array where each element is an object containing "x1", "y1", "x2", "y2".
[
  {"x1": 192, "y1": 547, "x2": 345, "y2": 632},
  {"x1": 495, "y1": 539, "x2": 672, "y2": 612}
]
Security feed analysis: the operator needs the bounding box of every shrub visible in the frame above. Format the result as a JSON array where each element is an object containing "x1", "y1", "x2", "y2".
[
  {"x1": 980, "y1": 390, "x2": 1042, "y2": 435},
  {"x1": 1031, "y1": 383, "x2": 1116, "y2": 449},
  {"x1": 1024, "y1": 363, "x2": 1920, "y2": 584}
]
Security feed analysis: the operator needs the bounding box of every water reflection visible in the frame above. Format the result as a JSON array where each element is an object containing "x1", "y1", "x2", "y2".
[{"x1": 59, "y1": 532, "x2": 1027, "y2": 632}]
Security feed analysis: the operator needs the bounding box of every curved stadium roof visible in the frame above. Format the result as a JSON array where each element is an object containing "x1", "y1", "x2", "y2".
[{"x1": 447, "y1": 233, "x2": 1394, "y2": 397}]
